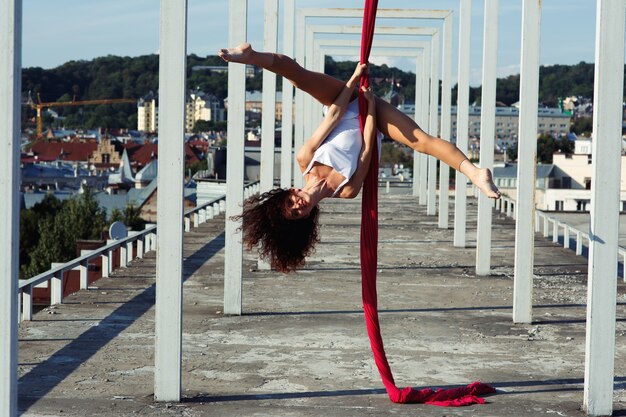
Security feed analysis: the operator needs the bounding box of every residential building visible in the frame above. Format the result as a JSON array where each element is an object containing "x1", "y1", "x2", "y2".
[
  {"x1": 137, "y1": 91, "x2": 158, "y2": 133},
  {"x1": 185, "y1": 91, "x2": 225, "y2": 132},
  {"x1": 493, "y1": 138, "x2": 626, "y2": 212},
  {"x1": 398, "y1": 105, "x2": 572, "y2": 141}
]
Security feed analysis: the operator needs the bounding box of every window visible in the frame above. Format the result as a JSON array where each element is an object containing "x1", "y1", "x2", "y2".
[
  {"x1": 584, "y1": 177, "x2": 591, "y2": 189},
  {"x1": 562, "y1": 176, "x2": 572, "y2": 188},
  {"x1": 555, "y1": 200, "x2": 564, "y2": 211},
  {"x1": 577, "y1": 200, "x2": 589, "y2": 211},
  {"x1": 587, "y1": 155, "x2": 592, "y2": 165}
]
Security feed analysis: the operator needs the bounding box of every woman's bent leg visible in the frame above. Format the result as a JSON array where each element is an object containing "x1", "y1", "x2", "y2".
[
  {"x1": 375, "y1": 98, "x2": 500, "y2": 198},
  {"x1": 219, "y1": 43, "x2": 348, "y2": 106}
]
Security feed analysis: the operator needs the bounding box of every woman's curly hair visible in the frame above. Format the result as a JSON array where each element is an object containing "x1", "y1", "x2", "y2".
[{"x1": 233, "y1": 188, "x2": 320, "y2": 273}]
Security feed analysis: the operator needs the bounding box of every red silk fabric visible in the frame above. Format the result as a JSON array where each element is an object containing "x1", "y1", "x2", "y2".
[{"x1": 357, "y1": 0, "x2": 495, "y2": 406}]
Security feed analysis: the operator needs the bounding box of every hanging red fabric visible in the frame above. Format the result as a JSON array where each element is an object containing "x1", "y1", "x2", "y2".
[{"x1": 357, "y1": 0, "x2": 495, "y2": 406}]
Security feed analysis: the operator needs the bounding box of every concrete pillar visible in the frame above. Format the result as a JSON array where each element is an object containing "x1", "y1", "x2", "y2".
[
  {"x1": 438, "y1": 15, "x2": 453, "y2": 229},
  {"x1": 0, "y1": 0, "x2": 20, "y2": 411},
  {"x1": 583, "y1": 1, "x2": 625, "y2": 414},
  {"x1": 427, "y1": 31, "x2": 441, "y2": 216},
  {"x1": 280, "y1": 0, "x2": 295, "y2": 189},
  {"x1": 419, "y1": 44, "x2": 431, "y2": 206},
  {"x1": 475, "y1": 0, "x2": 499, "y2": 276},
  {"x1": 224, "y1": 0, "x2": 247, "y2": 316},
  {"x1": 412, "y1": 50, "x2": 425, "y2": 199},
  {"x1": 513, "y1": 0, "x2": 541, "y2": 324},
  {"x1": 154, "y1": 0, "x2": 187, "y2": 402},
  {"x1": 258, "y1": 0, "x2": 278, "y2": 271},
  {"x1": 453, "y1": 0, "x2": 471, "y2": 247}
]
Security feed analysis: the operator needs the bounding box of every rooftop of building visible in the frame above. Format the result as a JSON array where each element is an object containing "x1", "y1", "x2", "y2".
[{"x1": 16, "y1": 191, "x2": 626, "y2": 416}]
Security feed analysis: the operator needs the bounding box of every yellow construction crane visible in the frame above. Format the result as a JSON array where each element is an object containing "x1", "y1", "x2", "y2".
[{"x1": 29, "y1": 93, "x2": 137, "y2": 136}]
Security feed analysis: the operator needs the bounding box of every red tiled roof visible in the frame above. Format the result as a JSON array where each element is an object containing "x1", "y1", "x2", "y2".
[
  {"x1": 125, "y1": 143, "x2": 201, "y2": 168},
  {"x1": 29, "y1": 141, "x2": 98, "y2": 162}
]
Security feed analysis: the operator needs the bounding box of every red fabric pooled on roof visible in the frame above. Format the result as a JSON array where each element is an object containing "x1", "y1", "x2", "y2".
[{"x1": 357, "y1": 0, "x2": 495, "y2": 406}]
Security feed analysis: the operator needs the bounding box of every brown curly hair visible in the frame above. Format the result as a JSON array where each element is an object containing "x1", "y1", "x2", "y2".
[{"x1": 233, "y1": 188, "x2": 320, "y2": 273}]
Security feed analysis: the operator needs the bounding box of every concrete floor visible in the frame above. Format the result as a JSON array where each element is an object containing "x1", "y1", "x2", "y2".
[{"x1": 16, "y1": 192, "x2": 626, "y2": 417}]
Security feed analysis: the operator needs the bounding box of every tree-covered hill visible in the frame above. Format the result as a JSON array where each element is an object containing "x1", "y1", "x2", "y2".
[{"x1": 22, "y1": 54, "x2": 619, "y2": 131}]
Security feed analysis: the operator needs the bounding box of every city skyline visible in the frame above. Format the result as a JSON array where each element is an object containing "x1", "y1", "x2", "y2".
[{"x1": 23, "y1": 1, "x2": 605, "y2": 86}]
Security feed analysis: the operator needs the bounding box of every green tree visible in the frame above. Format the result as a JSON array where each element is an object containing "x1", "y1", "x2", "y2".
[
  {"x1": 21, "y1": 189, "x2": 106, "y2": 278},
  {"x1": 571, "y1": 116, "x2": 593, "y2": 136}
]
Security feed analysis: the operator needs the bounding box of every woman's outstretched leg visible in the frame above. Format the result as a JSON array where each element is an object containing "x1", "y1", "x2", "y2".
[
  {"x1": 374, "y1": 98, "x2": 500, "y2": 198},
  {"x1": 219, "y1": 43, "x2": 349, "y2": 106}
]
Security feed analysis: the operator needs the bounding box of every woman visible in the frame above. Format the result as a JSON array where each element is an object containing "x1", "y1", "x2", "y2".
[{"x1": 219, "y1": 43, "x2": 500, "y2": 273}]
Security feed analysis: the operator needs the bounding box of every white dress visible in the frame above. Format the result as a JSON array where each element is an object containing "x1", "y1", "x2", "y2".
[{"x1": 304, "y1": 99, "x2": 383, "y2": 197}]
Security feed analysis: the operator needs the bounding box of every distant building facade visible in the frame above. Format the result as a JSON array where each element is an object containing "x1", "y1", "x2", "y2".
[
  {"x1": 185, "y1": 91, "x2": 225, "y2": 132},
  {"x1": 399, "y1": 105, "x2": 572, "y2": 141},
  {"x1": 137, "y1": 90, "x2": 228, "y2": 133},
  {"x1": 494, "y1": 138, "x2": 626, "y2": 212},
  {"x1": 137, "y1": 92, "x2": 158, "y2": 133}
]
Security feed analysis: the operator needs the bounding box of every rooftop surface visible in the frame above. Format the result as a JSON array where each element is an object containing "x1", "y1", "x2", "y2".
[{"x1": 17, "y1": 191, "x2": 626, "y2": 417}]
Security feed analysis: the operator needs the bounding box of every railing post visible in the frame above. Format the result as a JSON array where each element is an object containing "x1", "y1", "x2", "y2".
[
  {"x1": 535, "y1": 212, "x2": 540, "y2": 232},
  {"x1": 576, "y1": 231, "x2": 583, "y2": 256},
  {"x1": 543, "y1": 216, "x2": 549, "y2": 238},
  {"x1": 79, "y1": 250, "x2": 91, "y2": 290},
  {"x1": 107, "y1": 239, "x2": 115, "y2": 273},
  {"x1": 50, "y1": 263, "x2": 64, "y2": 305},
  {"x1": 564, "y1": 226, "x2": 570, "y2": 249},
  {"x1": 120, "y1": 241, "x2": 127, "y2": 268},
  {"x1": 552, "y1": 220, "x2": 559, "y2": 243},
  {"x1": 127, "y1": 238, "x2": 133, "y2": 264},
  {"x1": 184, "y1": 216, "x2": 190, "y2": 232},
  {"x1": 193, "y1": 212, "x2": 199, "y2": 228},
  {"x1": 21, "y1": 285, "x2": 32, "y2": 321},
  {"x1": 137, "y1": 236, "x2": 144, "y2": 259}
]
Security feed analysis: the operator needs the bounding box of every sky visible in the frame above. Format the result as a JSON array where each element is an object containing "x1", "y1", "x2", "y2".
[{"x1": 22, "y1": 0, "x2": 604, "y2": 86}]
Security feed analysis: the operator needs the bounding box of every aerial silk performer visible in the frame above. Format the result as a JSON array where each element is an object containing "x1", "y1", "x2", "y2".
[{"x1": 357, "y1": 0, "x2": 496, "y2": 406}]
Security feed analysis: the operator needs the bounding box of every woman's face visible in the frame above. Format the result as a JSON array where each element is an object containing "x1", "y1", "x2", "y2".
[{"x1": 284, "y1": 188, "x2": 313, "y2": 220}]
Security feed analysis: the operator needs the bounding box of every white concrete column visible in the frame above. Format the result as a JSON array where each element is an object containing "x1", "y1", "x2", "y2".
[
  {"x1": 475, "y1": 0, "x2": 499, "y2": 276},
  {"x1": 583, "y1": 1, "x2": 625, "y2": 414},
  {"x1": 412, "y1": 50, "x2": 425, "y2": 198},
  {"x1": 427, "y1": 31, "x2": 441, "y2": 216},
  {"x1": 224, "y1": 0, "x2": 247, "y2": 316},
  {"x1": 438, "y1": 15, "x2": 453, "y2": 229},
  {"x1": 258, "y1": 0, "x2": 278, "y2": 271},
  {"x1": 293, "y1": 9, "x2": 306, "y2": 189},
  {"x1": 419, "y1": 44, "x2": 431, "y2": 206},
  {"x1": 453, "y1": 0, "x2": 471, "y2": 247},
  {"x1": 513, "y1": 0, "x2": 541, "y2": 324},
  {"x1": 280, "y1": 0, "x2": 295, "y2": 188},
  {"x1": 0, "y1": 1, "x2": 20, "y2": 414},
  {"x1": 154, "y1": 0, "x2": 187, "y2": 402}
]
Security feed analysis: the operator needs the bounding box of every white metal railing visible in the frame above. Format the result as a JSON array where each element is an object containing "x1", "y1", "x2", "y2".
[
  {"x1": 494, "y1": 194, "x2": 626, "y2": 281},
  {"x1": 17, "y1": 181, "x2": 260, "y2": 323}
]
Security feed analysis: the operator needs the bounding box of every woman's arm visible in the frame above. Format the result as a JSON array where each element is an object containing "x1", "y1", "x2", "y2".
[
  {"x1": 296, "y1": 63, "x2": 367, "y2": 172},
  {"x1": 337, "y1": 86, "x2": 377, "y2": 198}
]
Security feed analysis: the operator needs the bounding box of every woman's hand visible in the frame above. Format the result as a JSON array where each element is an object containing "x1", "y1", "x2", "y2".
[
  {"x1": 348, "y1": 63, "x2": 368, "y2": 87},
  {"x1": 361, "y1": 85, "x2": 375, "y2": 103}
]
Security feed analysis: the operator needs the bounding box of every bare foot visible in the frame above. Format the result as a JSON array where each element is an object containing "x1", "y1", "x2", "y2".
[
  {"x1": 218, "y1": 43, "x2": 252, "y2": 64},
  {"x1": 473, "y1": 168, "x2": 501, "y2": 199}
]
